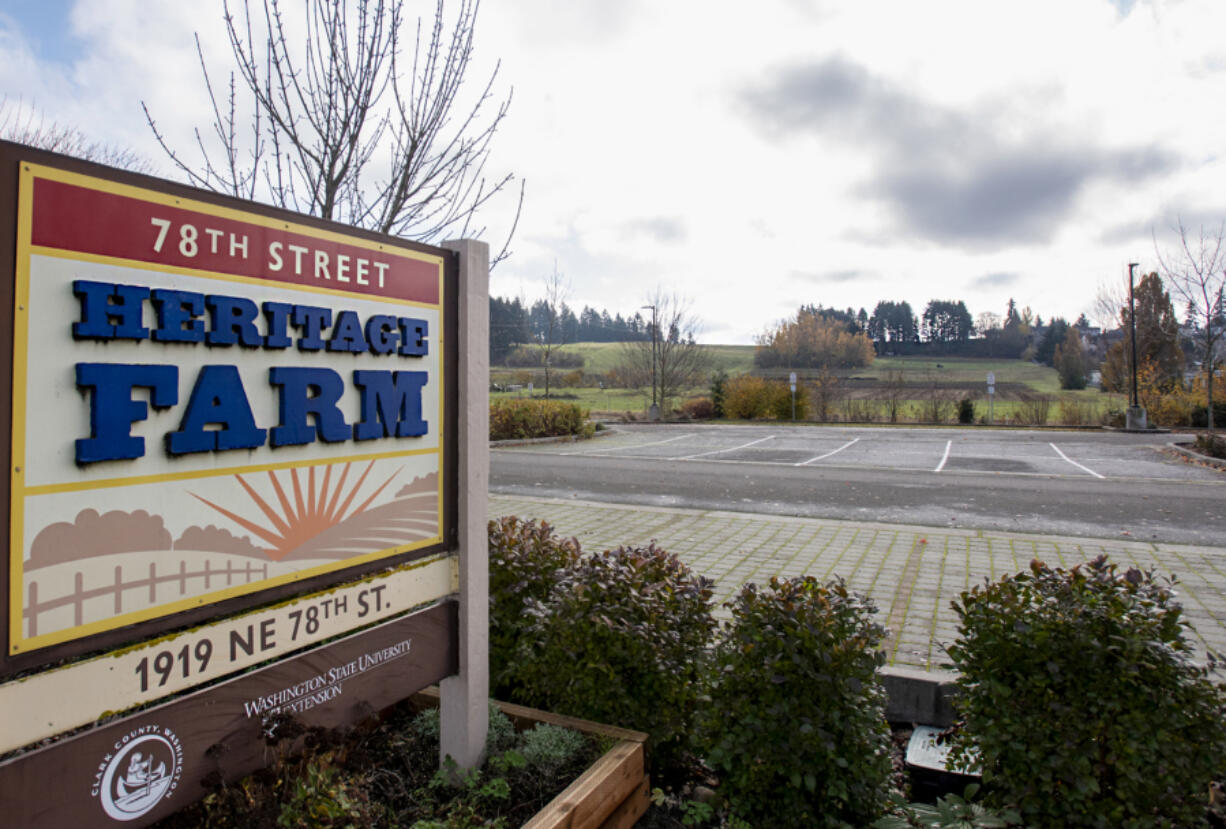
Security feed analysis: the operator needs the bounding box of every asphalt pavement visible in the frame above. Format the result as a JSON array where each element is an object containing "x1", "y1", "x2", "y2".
[{"x1": 492, "y1": 424, "x2": 1226, "y2": 545}]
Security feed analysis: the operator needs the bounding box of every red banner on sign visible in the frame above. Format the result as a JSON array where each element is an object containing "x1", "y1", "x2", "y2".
[{"x1": 30, "y1": 177, "x2": 440, "y2": 304}]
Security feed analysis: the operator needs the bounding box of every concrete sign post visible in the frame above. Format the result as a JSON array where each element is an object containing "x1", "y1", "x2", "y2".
[
  {"x1": 0, "y1": 140, "x2": 487, "y2": 825},
  {"x1": 986, "y1": 371, "x2": 995, "y2": 425},
  {"x1": 439, "y1": 239, "x2": 489, "y2": 771}
]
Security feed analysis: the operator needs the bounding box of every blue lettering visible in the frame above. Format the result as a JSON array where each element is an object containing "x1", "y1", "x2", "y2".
[
  {"x1": 353, "y1": 370, "x2": 429, "y2": 440},
  {"x1": 75, "y1": 363, "x2": 178, "y2": 463},
  {"x1": 167, "y1": 366, "x2": 267, "y2": 454},
  {"x1": 327, "y1": 310, "x2": 368, "y2": 353},
  {"x1": 151, "y1": 289, "x2": 206, "y2": 343},
  {"x1": 268, "y1": 367, "x2": 349, "y2": 446},
  {"x1": 292, "y1": 305, "x2": 332, "y2": 352},
  {"x1": 72, "y1": 280, "x2": 149, "y2": 341},
  {"x1": 365, "y1": 315, "x2": 400, "y2": 355},
  {"x1": 206, "y1": 296, "x2": 265, "y2": 347},
  {"x1": 262, "y1": 302, "x2": 293, "y2": 349},
  {"x1": 397, "y1": 318, "x2": 428, "y2": 357}
]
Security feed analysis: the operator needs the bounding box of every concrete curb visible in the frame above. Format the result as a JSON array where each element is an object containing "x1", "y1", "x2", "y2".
[
  {"x1": 880, "y1": 665, "x2": 960, "y2": 726},
  {"x1": 490, "y1": 427, "x2": 618, "y2": 449},
  {"x1": 1166, "y1": 441, "x2": 1226, "y2": 471}
]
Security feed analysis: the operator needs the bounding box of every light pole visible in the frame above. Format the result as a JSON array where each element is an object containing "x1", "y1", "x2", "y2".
[
  {"x1": 642, "y1": 304, "x2": 658, "y2": 416},
  {"x1": 1127, "y1": 263, "x2": 1139, "y2": 409},
  {"x1": 1126, "y1": 262, "x2": 1147, "y2": 430}
]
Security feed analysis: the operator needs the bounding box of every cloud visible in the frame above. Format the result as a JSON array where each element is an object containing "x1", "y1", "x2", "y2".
[
  {"x1": 970, "y1": 271, "x2": 1020, "y2": 289},
  {"x1": 621, "y1": 216, "x2": 687, "y2": 243},
  {"x1": 741, "y1": 57, "x2": 1175, "y2": 249},
  {"x1": 792, "y1": 268, "x2": 866, "y2": 284}
]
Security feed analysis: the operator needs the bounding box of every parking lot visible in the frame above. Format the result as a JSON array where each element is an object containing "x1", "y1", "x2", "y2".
[{"x1": 525, "y1": 423, "x2": 1221, "y2": 483}]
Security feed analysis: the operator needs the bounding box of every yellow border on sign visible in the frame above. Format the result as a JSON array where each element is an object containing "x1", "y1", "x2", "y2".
[{"x1": 10, "y1": 163, "x2": 451, "y2": 655}]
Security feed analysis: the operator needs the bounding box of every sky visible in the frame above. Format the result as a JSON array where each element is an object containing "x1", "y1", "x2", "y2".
[{"x1": 2, "y1": 0, "x2": 1224, "y2": 343}]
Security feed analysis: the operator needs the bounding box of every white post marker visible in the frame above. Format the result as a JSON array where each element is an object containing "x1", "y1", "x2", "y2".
[
  {"x1": 789, "y1": 371, "x2": 797, "y2": 420},
  {"x1": 440, "y1": 239, "x2": 490, "y2": 772},
  {"x1": 987, "y1": 371, "x2": 995, "y2": 425}
]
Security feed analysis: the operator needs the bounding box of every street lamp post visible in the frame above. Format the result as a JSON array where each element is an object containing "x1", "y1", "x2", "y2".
[
  {"x1": 1128, "y1": 262, "x2": 1139, "y2": 409},
  {"x1": 1126, "y1": 262, "x2": 1147, "y2": 430},
  {"x1": 642, "y1": 304, "x2": 658, "y2": 417}
]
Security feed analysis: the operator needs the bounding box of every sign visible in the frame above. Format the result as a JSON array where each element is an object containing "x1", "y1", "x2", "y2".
[
  {"x1": 0, "y1": 141, "x2": 488, "y2": 821},
  {"x1": 1, "y1": 145, "x2": 458, "y2": 675},
  {"x1": 789, "y1": 371, "x2": 797, "y2": 392},
  {"x1": 0, "y1": 602, "x2": 457, "y2": 828},
  {"x1": 0, "y1": 553, "x2": 456, "y2": 754},
  {"x1": 986, "y1": 371, "x2": 995, "y2": 386}
]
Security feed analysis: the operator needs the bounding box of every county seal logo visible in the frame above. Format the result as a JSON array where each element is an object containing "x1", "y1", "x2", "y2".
[{"x1": 92, "y1": 725, "x2": 184, "y2": 821}]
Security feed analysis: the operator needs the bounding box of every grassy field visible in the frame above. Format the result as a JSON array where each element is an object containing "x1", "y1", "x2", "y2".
[
  {"x1": 529, "y1": 341, "x2": 755, "y2": 375},
  {"x1": 490, "y1": 343, "x2": 1124, "y2": 423}
]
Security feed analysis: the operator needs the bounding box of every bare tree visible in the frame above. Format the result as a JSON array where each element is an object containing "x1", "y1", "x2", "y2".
[
  {"x1": 616, "y1": 290, "x2": 712, "y2": 415},
  {"x1": 1154, "y1": 219, "x2": 1226, "y2": 434},
  {"x1": 1092, "y1": 275, "x2": 1128, "y2": 332},
  {"x1": 143, "y1": 0, "x2": 521, "y2": 261},
  {"x1": 530, "y1": 264, "x2": 570, "y2": 397},
  {"x1": 1, "y1": 97, "x2": 152, "y2": 172}
]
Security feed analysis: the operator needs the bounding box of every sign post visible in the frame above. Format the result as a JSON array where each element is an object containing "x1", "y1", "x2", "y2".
[
  {"x1": 789, "y1": 371, "x2": 798, "y2": 421},
  {"x1": 986, "y1": 371, "x2": 995, "y2": 425}
]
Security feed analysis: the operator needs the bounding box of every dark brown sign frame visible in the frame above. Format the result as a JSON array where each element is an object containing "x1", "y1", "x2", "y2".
[{"x1": 0, "y1": 140, "x2": 460, "y2": 679}]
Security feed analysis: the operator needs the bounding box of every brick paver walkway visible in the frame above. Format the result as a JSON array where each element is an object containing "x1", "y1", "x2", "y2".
[{"x1": 491, "y1": 495, "x2": 1226, "y2": 672}]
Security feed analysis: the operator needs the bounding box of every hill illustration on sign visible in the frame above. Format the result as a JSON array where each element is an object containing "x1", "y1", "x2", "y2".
[{"x1": 22, "y1": 467, "x2": 439, "y2": 640}]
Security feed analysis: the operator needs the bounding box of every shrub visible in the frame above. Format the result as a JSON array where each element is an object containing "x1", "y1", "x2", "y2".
[
  {"x1": 560, "y1": 368, "x2": 585, "y2": 388},
  {"x1": 703, "y1": 576, "x2": 893, "y2": 828},
  {"x1": 489, "y1": 399, "x2": 591, "y2": 440},
  {"x1": 1194, "y1": 433, "x2": 1226, "y2": 459},
  {"x1": 957, "y1": 396, "x2": 975, "y2": 424},
  {"x1": 1192, "y1": 401, "x2": 1226, "y2": 428},
  {"x1": 723, "y1": 374, "x2": 792, "y2": 420},
  {"x1": 775, "y1": 382, "x2": 808, "y2": 421},
  {"x1": 487, "y1": 517, "x2": 581, "y2": 696},
  {"x1": 679, "y1": 396, "x2": 714, "y2": 420},
  {"x1": 710, "y1": 371, "x2": 728, "y2": 418},
  {"x1": 1057, "y1": 396, "x2": 1098, "y2": 426},
  {"x1": 947, "y1": 556, "x2": 1226, "y2": 827},
  {"x1": 508, "y1": 543, "x2": 717, "y2": 786},
  {"x1": 1012, "y1": 395, "x2": 1051, "y2": 426},
  {"x1": 913, "y1": 395, "x2": 954, "y2": 424},
  {"x1": 516, "y1": 724, "x2": 590, "y2": 779}
]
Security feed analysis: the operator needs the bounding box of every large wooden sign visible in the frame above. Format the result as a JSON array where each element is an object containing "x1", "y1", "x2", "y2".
[
  {"x1": 0, "y1": 142, "x2": 458, "y2": 678},
  {"x1": 0, "y1": 142, "x2": 490, "y2": 827}
]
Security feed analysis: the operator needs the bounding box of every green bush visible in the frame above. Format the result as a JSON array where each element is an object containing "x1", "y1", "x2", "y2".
[
  {"x1": 947, "y1": 556, "x2": 1226, "y2": 827},
  {"x1": 723, "y1": 374, "x2": 794, "y2": 420},
  {"x1": 487, "y1": 517, "x2": 581, "y2": 697},
  {"x1": 958, "y1": 396, "x2": 975, "y2": 424},
  {"x1": 508, "y1": 543, "x2": 717, "y2": 786},
  {"x1": 710, "y1": 371, "x2": 728, "y2": 418},
  {"x1": 1194, "y1": 432, "x2": 1226, "y2": 458},
  {"x1": 489, "y1": 399, "x2": 592, "y2": 440},
  {"x1": 679, "y1": 396, "x2": 715, "y2": 420},
  {"x1": 703, "y1": 576, "x2": 893, "y2": 828}
]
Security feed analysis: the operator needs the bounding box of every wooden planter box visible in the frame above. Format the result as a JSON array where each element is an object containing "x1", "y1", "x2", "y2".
[{"x1": 414, "y1": 688, "x2": 650, "y2": 829}]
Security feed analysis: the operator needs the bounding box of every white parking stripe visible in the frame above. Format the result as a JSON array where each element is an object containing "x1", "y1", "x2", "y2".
[
  {"x1": 676, "y1": 434, "x2": 776, "y2": 460},
  {"x1": 934, "y1": 440, "x2": 952, "y2": 472},
  {"x1": 796, "y1": 438, "x2": 860, "y2": 466},
  {"x1": 561, "y1": 432, "x2": 696, "y2": 455},
  {"x1": 1050, "y1": 442, "x2": 1105, "y2": 478}
]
